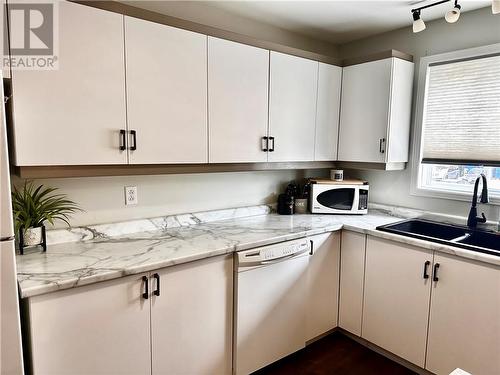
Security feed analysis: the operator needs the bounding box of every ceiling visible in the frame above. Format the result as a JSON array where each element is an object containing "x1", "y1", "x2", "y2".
[{"x1": 124, "y1": 0, "x2": 491, "y2": 44}]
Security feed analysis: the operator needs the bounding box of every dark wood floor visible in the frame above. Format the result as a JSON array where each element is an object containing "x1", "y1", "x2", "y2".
[{"x1": 253, "y1": 332, "x2": 417, "y2": 375}]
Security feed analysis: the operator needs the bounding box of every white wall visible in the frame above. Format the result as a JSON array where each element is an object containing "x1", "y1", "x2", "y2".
[{"x1": 339, "y1": 6, "x2": 500, "y2": 221}]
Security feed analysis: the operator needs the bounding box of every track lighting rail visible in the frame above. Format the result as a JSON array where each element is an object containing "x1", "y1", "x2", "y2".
[
  {"x1": 411, "y1": 0, "x2": 450, "y2": 13},
  {"x1": 411, "y1": 0, "x2": 497, "y2": 33}
]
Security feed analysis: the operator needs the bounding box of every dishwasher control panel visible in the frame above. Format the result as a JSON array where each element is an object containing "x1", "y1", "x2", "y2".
[{"x1": 238, "y1": 238, "x2": 310, "y2": 267}]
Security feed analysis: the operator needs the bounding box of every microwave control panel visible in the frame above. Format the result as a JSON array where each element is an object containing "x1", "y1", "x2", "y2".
[{"x1": 358, "y1": 189, "x2": 369, "y2": 210}]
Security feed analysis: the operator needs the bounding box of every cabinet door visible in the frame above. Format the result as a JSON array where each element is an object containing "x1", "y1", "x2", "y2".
[
  {"x1": 363, "y1": 236, "x2": 432, "y2": 367},
  {"x1": 426, "y1": 254, "x2": 500, "y2": 375},
  {"x1": 338, "y1": 230, "x2": 366, "y2": 336},
  {"x1": 338, "y1": 58, "x2": 392, "y2": 163},
  {"x1": 268, "y1": 52, "x2": 318, "y2": 162},
  {"x1": 151, "y1": 255, "x2": 232, "y2": 375},
  {"x1": 208, "y1": 37, "x2": 269, "y2": 163},
  {"x1": 306, "y1": 232, "x2": 340, "y2": 341},
  {"x1": 125, "y1": 16, "x2": 207, "y2": 164},
  {"x1": 28, "y1": 274, "x2": 151, "y2": 375},
  {"x1": 386, "y1": 58, "x2": 413, "y2": 163},
  {"x1": 10, "y1": 1, "x2": 127, "y2": 166},
  {"x1": 315, "y1": 63, "x2": 342, "y2": 161}
]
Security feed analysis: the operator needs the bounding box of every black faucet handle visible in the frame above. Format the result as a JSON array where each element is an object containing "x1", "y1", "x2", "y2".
[{"x1": 478, "y1": 212, "x2": 487, "y2": 223}]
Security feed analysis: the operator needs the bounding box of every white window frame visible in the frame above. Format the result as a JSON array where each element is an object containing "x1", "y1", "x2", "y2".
[{"x1": 410, "y1": 43, "x2": 500, "y2": 205}]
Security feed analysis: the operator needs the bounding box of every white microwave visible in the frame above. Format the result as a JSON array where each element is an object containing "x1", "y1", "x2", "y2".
[{"x1": 310, "y1": 183, "x2": 369, "y2": 214}]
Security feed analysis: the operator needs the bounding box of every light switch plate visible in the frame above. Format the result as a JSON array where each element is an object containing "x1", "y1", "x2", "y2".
[{"x1": 125, "y1": 186, "x2": 138, "y2": 205}]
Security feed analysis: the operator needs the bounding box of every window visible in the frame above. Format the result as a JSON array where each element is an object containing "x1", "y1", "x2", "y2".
[
  {"x1": 412, "y1": 44, "x2": 500, "y2": 203},
  {"x1": 420, "y1": 164, "x2": 500, "y2": 196}
]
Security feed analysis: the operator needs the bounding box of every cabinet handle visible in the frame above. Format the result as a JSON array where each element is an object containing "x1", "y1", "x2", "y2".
[
  {"x1": 309, "y1": 240, "x2": 314, "y2": 255},
  {"x1": 119, "y1": 129, "x2": 126, "y2": 151},
  {"x1": 379, "y1": 138, "x2": 386, "y2": 154},
  {"x1": 269, "y1": 136, "x2": 275, "y2": 152},
  {"x1": 130, "y1": 130, "x2": 137, "y2": 151},
  {"x1": 142, "y1": 276, "x2": 149, "y2": 299},
  {"x1": 423, "y1": 260, "x2": 431, "y2": 279},
  {"x1": 261, "y1": 136, "x2": 268, "y2": 152},
  {"x1": 153, "y1": 273, "x2": 160, "y2": 296},
  {"x1": 433, "y1": 263, "x2": 440, "y2": 282}
]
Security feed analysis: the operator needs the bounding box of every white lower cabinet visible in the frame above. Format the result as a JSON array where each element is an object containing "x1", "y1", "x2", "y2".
[
  {"x1": 151, "y1": 255, "x2": 233, "y2": 375},
  {"x1": 425, "y1": 253, "x2": 500, "y2": 375},
  {"x1": 26, "y1": 256, "x2": 232, "y2": 375},
  {"x1": 27, "y1": 274, "x2": 151, "y2": 375},
  {"x1": 363, "y1": 236, "x2": 433, "y2": 367},
  {"x1": 306, "y1": 232, "x2": 340, "y2": 341},
  {"x1": 338, "y1": 230, "x2": 366, "y2": 336},
  {"x1": 24, "y1": 234, "x2": 499, "y2": 375}
]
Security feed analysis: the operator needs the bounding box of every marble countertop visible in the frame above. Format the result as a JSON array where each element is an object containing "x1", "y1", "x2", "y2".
[{"x1": 16, "y1": 206, "x2": 500, "y2": 298}]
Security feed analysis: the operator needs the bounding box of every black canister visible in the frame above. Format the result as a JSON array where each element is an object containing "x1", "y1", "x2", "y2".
[{"x1": 277, "y1": 193, "x2": 294, "y2": 215}]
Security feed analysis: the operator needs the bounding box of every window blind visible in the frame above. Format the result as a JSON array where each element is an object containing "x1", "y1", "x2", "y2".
[{"x1": 421, "y1": 54, "x2": 500, "y2": 166}]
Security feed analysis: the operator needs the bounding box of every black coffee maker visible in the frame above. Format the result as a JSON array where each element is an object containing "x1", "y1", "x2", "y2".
[{"x1": 277, "y1": 182, "x2": 298, "y2": 215}]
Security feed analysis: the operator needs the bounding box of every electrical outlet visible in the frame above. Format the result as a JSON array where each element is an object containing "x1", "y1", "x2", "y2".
[{"x1": 125, "y1": 186, "x2": 138, "y2": 205}]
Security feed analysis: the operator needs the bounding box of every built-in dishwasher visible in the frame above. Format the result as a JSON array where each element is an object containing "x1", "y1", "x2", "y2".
[{"x1": 233, "y1": 238, "x2": 310, "y2": 375}]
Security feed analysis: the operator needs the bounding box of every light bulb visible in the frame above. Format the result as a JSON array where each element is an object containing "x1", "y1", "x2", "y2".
[
  {"x1": 445, "y1": 4, "x2": 461, "y2": 23},
  {"x1": 493, "y1": 0, "x2": 500, "y2": 14},
  {"x1": 412, "y1": 11, "x2": 426, "y2": 33}
]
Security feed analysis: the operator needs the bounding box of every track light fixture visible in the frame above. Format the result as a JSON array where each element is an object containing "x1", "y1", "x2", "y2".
[
  {"x1": 493, "y1": 0, "x2": 500, "y2": 14},
  {"x1": 412, "y1": 10, "x2": 426, "y2": 33},
  {"x1": 445, "y1": 0, "x2": 461, "y2": 23},
  {"x1": 411, "y1": 0, "x2": 498, "y2": 33}
]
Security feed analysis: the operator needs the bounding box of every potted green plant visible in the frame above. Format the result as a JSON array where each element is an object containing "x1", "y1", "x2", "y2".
[{"x1": 11, "y1": 181, "x2": 82, "y2": 248}]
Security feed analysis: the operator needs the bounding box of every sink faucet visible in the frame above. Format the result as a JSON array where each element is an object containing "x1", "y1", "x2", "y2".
[{"x1": 467, "y1": 173, "x2": 489, "y2": 229}]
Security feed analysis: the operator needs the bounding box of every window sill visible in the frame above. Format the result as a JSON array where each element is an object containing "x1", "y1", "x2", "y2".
[{"x1": 410, "y1": 186, "x2": 500, "y2": 206}]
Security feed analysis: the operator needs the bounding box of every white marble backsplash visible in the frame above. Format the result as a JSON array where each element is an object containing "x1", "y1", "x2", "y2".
[
  {"x1": 46, "y1": 205, "x2": 272, "y2": 245},
  {"x1": 48, "y1": 202, "x2": 491, "y2": 246}
]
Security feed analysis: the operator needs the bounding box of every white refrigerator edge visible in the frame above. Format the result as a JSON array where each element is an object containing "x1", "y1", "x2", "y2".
[{"x1": 0, "y1": 70, "x2": 24, "y2": 375}]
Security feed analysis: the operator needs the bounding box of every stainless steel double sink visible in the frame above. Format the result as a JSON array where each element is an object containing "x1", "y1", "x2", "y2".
[{"x1": 377, "y1": 219, "x2": 500, "y2": 257}]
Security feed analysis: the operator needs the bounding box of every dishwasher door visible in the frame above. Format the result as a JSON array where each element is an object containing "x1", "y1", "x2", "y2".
[{"x1": 234, "y1": 239, "x2": 310, "y2": 375}]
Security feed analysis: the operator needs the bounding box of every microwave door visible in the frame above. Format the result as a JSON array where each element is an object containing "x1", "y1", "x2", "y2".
[{"x1": 317, "y1": 188, "x2": 355, "y2": 211}]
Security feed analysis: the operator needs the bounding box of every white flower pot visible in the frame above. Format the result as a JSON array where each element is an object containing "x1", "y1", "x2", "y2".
[{"x1": 23, "y1": 226, "x2": 43, "y2": 246}]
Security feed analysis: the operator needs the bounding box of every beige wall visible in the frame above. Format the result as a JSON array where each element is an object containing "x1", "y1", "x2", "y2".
[
  {"x1": 11, "y1": 170, "x2": 325, "y2": 227},
  {"x1": 124, "y1": 0, "x2": 339, "y2": 57},
  {"x1": 339, "y1": 6, "x2": 500, "y2": 220}
]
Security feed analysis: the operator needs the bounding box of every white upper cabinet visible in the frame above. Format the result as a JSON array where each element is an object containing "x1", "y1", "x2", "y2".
[
  {"x1": 426, "y1": 254, "x2": 500, "y2": 375},
  {"x1": 338, "y1": 57, "x2": 413, "y2": 167},
  {"x1": 268, "y1": 52, "x2": 318, "y2": 162},
  {"x1": 315, "y1": 63, "x2": 342, "y2": 161},
  {"x1": 125, "y1": 16, "x2": 208, "y2": 164},
  {"x1": 208, "y1": 38, "x2": 269, "y2": 163},
  {"x1": 10, "y1": 2, "x2": 127, "y2": 166}
]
